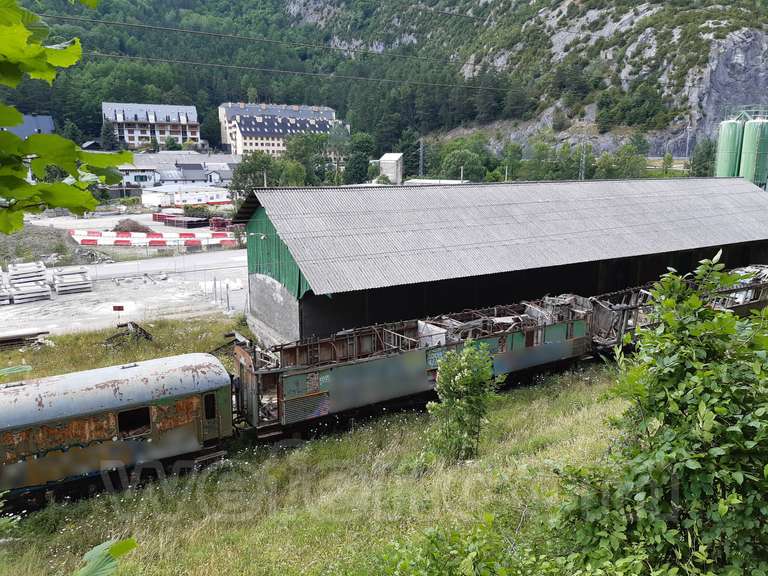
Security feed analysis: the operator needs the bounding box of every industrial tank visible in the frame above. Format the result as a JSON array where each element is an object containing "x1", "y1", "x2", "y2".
[
  {"x1": 739, "y1": 119, "x2": 768, "y2": 185},
  {"x1": 715, "y1": 119, "x2": 744, "y2": 177}
]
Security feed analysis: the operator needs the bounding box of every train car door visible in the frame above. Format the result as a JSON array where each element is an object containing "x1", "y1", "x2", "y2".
[{"x1": 201, "y1": 392, "x2": 220, "y2": 441}]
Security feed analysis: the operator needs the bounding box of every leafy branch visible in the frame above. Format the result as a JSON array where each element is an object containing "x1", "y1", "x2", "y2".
[{"x1": 0, "y1": 0, "x2": 131, "y2": 233}]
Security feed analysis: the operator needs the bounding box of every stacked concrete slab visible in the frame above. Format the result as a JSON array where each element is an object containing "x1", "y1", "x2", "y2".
[
  {"x1": 8, "y1": 261, "x2": 46, "y2": 283},
  {"x1": 53, "y1": 267, "x2": 93, "y2": 295},
  {"x1": 9, "y1": 281, "x2": 52, "y2": 303},
  {"x1": 7, "y1": 261, "x2": 51, "y2": 303},
  {"x1": 0, "y1": 275, "x2": 10, "y2": 305}
]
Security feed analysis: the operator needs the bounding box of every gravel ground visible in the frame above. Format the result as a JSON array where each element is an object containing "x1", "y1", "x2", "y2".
[{"x1": 0, "y1": 250, "x2": 248, "y2": 335}]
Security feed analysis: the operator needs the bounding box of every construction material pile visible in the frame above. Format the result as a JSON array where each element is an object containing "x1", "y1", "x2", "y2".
[
  {"x1": 7, "y1": 261, "x2": 51, "y2": 303},
  {"x1": 0, "y1": 276, "x2": 10, "y2": 306},
  {"x1": 53, "y1": 267, "x2": 93, "y2": 295}
]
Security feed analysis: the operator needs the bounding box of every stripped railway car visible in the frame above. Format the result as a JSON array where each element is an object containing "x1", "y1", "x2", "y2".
[
  {"x1": 235, "y1": 295, "x2": 594, "y2": 437},
  {"x1": 0, "y1": 354, "x2": 232, "y2": 499}
]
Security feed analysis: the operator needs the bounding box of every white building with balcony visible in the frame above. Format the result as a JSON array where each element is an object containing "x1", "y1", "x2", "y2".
[{"x1": 102, "y1": 103, "x2": 201, "y2": 149}]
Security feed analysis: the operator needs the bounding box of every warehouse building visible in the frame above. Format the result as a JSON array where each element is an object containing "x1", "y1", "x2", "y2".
[{"x1": 233, "y1": 178, "x2": 768, "y2": 344}]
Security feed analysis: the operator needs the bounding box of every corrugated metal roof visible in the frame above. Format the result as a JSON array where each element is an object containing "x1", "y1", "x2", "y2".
[
  {"x1": 102, "y1": 102, "x2": 198, "y2": 123},
  {"x1": 234, "y1": 178, "x2": 768, "y2": 296},
  {"x1": 236, "y1": 115, "x2": 333, "y2": 137},
  {"x1": 0, "y1": 354, "x2": 229, "y2": 431},
  {"x1": 220, "y1": 102, "x2": 336, "y2": 121}
]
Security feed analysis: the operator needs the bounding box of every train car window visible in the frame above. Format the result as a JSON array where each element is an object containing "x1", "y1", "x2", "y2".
[
  {"x1": 204, "y1": 393, "x2": 217, "y2": 420},
  {"x1": 118, "y1": 407, "x2": 151, "y2": 438},
  {"x1": 525, "y1": 330, "x2": 535, "y2": 347}
]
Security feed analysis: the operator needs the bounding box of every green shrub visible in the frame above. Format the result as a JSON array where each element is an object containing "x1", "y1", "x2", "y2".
[
  {"x1": 555, "y1": 254, "x2": 768, "y2": 574},
  {"x1": 379, "y1": 515, "x2": 519, "y2": 576},
  {"x1": 427, "y1": 341, "x2": 497, "y2": 462}
]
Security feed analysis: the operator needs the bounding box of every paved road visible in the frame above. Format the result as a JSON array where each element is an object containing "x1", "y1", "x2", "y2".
[
  {"x1": 0, "y1": 250, "x2": 249, "y2": 336},
  {"x1": 83, "y1": 249, "x2": 247, "y2": 280}
]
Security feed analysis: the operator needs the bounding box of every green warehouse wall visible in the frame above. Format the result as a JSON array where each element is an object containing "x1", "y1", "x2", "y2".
[{"x1": 246, "y1": 207, "x2": 312, "y2": 299}]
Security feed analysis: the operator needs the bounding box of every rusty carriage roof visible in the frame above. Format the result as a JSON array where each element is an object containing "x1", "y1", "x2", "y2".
[{"x1": 0, "y1": 354, "x2": 230, "y2": 432}]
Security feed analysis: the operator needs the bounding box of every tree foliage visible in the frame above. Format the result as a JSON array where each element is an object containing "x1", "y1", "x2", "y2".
[
  {"x1": 556, "y1": 254, "x2": 768, "y2": 574},
  {"x1": 380, "y1": 515, "x2": 518, "y2": 576},
  {"x1": 100, "y1": 119, "x2": 118, "y2": 151},
  {"x1": 441, "y1": 149, "x2": 485, "y2": 182},
  {"x1": 690, "y1": 139, "x2": 716, "y2": 177},
  {"x1": 0, "y1": 0, "x2": 129, "y2": 233},
  {"x1": 164, "y1": 136, "x2": 182, "y2": 151},
  {"x1": 427, "y1": 341, "x2": 496, "y2": 462}
]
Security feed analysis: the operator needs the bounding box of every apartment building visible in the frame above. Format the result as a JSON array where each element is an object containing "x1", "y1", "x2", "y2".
[
  {"x1": 102, "y1": 103, "x2": 200, "y2": 149},
  {"x1": 217, "y1": 102, "x2": 343, "y2": 156}
]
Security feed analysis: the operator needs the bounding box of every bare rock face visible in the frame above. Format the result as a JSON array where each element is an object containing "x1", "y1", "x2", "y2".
[
  {"x1": 285, "y1": 0, "x2": 340, "y2": 27},
  {"x1": 645, "y1": 28, "x2": 768, "y2": 156},
  {"x1": 694, "y1": 29, "x2": 768, "y2": 137}
]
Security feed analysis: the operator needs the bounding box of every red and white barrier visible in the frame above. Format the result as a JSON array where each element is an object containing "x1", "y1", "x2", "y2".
[{"x1": 69, "y1": 229, "x2": 236, "y2": 247}]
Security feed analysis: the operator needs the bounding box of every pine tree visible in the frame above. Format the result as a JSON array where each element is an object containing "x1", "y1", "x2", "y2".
[{"x1": 100, "y1": 119, "x2": 118, "y2": 151}]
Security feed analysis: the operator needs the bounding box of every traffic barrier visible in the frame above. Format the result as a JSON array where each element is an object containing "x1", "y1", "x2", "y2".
[
  {"x1": 70, "y1": 236, "x2": 236, "y2": 247},
  {"x1": 69, "y1": 229, "x2": 234, "y2": 241}
]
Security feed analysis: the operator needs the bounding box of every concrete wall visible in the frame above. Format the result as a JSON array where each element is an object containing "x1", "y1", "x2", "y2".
[{"x1": 247, "y1": 273, "x2": 300, "y2": 345}]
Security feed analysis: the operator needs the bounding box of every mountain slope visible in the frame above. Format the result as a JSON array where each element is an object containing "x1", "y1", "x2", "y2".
[{"x1": 9, "y1": 0, "x2": 768, "y2": 155}]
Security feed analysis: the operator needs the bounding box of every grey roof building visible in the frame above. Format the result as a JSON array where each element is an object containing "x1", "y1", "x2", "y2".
[
  {"x1": 2, "y1": 114, "x2": 54, "y2": 139},
  {"x1": 218, "y1": 101, "x2": 343, "y2": 155},
  {"x1": 101, "y1": 102, "x2": 200, "y2": 149},
  {"x1": 233, "y1": 178, "x2": 768, "y2": 343},
  {"x1": 237, "y1": 116, "x2": 333, "y2": 138},
  {"x1": 102, "y1": 102, "x2": 198, "y2": 123}
]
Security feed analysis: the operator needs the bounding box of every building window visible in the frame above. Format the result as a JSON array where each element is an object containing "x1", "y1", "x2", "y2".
[{"x1": 118, "y1": 407, "x2": 151, "y2": 438}]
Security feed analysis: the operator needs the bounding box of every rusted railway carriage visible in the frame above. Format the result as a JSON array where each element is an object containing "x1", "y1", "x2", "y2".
[
  {"x1": 4, "y1": 267, "x2": 768, "y2": 499},
  {"x1": 235, "y1": 295, "x2": 595, "y2": 437},
  {"x1": 0, "y1": 354, "x2": 232, "y2": 499}
]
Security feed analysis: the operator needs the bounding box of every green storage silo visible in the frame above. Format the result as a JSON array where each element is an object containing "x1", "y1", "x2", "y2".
[
  {"x1": 715, "y1": 119, "x2": 744, "y2": 177},
  {"x1": 739, "y1": 119, "x2": 768, "y2": 185}
]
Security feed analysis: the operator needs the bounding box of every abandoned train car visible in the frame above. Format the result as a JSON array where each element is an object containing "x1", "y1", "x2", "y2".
[
  {"x1": 0, "y1": 354, "x2": 232, "y2": 497},
  {"x1": 235, "y1": 295, "x2": 594, "y2": 437}
]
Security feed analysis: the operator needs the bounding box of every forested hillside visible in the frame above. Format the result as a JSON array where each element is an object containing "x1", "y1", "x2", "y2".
[{"x1": 8, "y1": 0, "x2": 768, "y2": 155}]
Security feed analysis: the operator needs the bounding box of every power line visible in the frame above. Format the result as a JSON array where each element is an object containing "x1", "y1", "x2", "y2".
[
  {"x1": 82, "y1": 51, "x2": 506, "y2": 93},
  {"x1": 41, "y1": 13, "x2": 453, "y2": 65}
]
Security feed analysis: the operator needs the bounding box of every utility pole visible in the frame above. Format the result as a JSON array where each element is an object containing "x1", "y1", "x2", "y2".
[
  {"x1": 504, "y1": 164, "x2": 509, "y2": 182},
  {"x1": 460, "y1": 165, "x2": 464, "y2": 182},
  {"x1": 263, "y1": 170, "x2": 267, "y2": 188},
  {"x1": 578, "y1": 139, "x2": 587, "y2": 181},
  {"x1": 419, "y1": 138, "x2": 425, "y2": 177}
]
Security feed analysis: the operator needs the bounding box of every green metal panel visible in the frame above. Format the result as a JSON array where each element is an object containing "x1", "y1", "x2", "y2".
[
  {"x1": 572, "y1": 320, "x2": 587, "y2": 338},
  {"x1": 544, "y1": 323, "x2": 567, "y2": 343},
  {"x1": 739, "y1": 119, "x2": 768, "y2": 185},
  {"x1": 715, "y1": 120, "x2": 744, "y2": 177},
  {"x1": 246, "y1": 207, "x2": 312, "y2": 298},
  {"x1": 477, "y1": 337, "x2": 501, "y2": 354},
  {"x1": 508, "y1": 332, "x2": 525, "y2": 352}
]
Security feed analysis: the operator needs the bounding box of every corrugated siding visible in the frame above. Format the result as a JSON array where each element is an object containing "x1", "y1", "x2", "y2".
[
  {"x1": 246, "y1": 207, "x2": 312, "y2": 298},
  {"x1": 245, "y1": 178, "x2": 768, "y2": 295}
]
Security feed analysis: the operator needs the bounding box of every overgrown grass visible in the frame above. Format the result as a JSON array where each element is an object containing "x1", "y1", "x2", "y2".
[
  {"x1": 0, "y1": 315, "x2": 249, "y2": 382},
  {"x1": 0, "y1": 361, "x2": 623, "y2": 576}
]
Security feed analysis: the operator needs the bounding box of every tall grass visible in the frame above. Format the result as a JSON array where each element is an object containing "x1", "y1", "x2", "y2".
[
  {"x1": 0, "y1": 361, "x2": 623, "y2": 576},
  {"x1": 0, "y1": 315, "x2": 246, "y2": 382}
]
